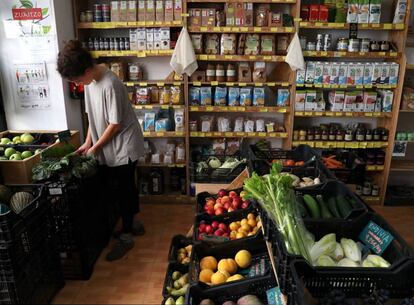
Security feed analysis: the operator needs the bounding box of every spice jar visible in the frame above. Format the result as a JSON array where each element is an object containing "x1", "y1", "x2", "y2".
[
  {"x1": 345, "y1": 129, "x2": 354, "y2": 141},
  {"x1": 216, "y1": 64, "x2": 225, "y2": 82},
  {"x1": 85, "y1": 10, "x2": 93, "y2": 22},
  {"x1": 307, "y1": 42, "x2": 316, "y2": 51},
  {"x1": 376, "y1": 151, "x2": 385, "y2": 165},
  {"x1": 307, "y1": 129, "x2": 314, "y2": 141},
  {"x1": 362, "y1": 181, "x2": 372, "y2": 196},
  {"x1": 380, "y1": 41, "x2": 390, "y2": 52},
  {"x1": 356, "y1": 128, "x2": 365, "y2": 141},
  {"x1": 381, "y1": 128, "x2": 389, "y2": 141},
  {"x1": 370, "y1": 41, "x2": 380, "y2": 52},
  {"x1": 206, "y1": 64, "x2": 216, "y2": 82},
  {"x1": 337, "y1": 38, "x2": 349, "y2": 51},
  {"x1": 360, "y1": 38, "x2": 371, "y2": 52},
  {"x1": 226, "y1": 64, "x2": 236, "y2": 82},
  {"x1": 314, "y1": 128, "x2": 321, "y2": 140},
  {"x1": 321, "y1": 129, "x2": 329, "y2": 141},
  {"x1": 356, "y1": 185, "x2": 363, "y2": 196},
  {"x1": 365, "y1": 129, "x2": 373, "y2": 141},
  {"x1": 299, "y1": 129, "x2": 307, "y2": 141},
  {"x1": 371, "y1": 184, "x2": 379, "y2": 196},
  {"x1": 128, "y1": 63, "x2": 142, "y2": 81},
  {"x1": 328, "y1": 129, "x2": 336, "y2": 141},
  {"x1": 336, "y1": 129, "x2": 344, "y2": 141},
  {"x1": 348, "y1": 38, "x2": 360, "y2": 52},
  {"x1": 293, "y1": 130, "x2": 299, "y2": 141},
  {"x1": 80, "y1": 12, "x2": 87, "y2": 22},
  {"x1": 373, "y1": 128, "x2": 381, "y2": 140}
]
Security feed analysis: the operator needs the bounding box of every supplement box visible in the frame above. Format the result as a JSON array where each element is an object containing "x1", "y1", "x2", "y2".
[
  {"x1": 358, "y1": 0, "x2": 370, "y2": 23},
  {"x1": 277, "y1": 89, "x2": 290, "y2": 106},
  {"x1": 363, "y1": 91, "x2": 377, "y2": 112},
  {"x1": 369, "y1": 0, "x2": 381, "y2": 23},
  {"x1": 330, "y1": 63, "x2": 340, "y2": 84},
  {"x1": 156, "y1": 0, "x2": 164, "y2": 22},
  {"x1": 128, "y1": 0, "x2": 137, "y2": 22},
  {"x1": 322, "y1": 62, "x2": 331, "y2": 85},
  {"x1": 380, "y1": 63, "x2": 390, "y2": 84},
  {"x1": 315, "y1": 91, "x2": 326, "y2": 111},
  {"x1": 347, "y1": 63, "x2": 357, "y2": 85},
  {"x1": 329, "y1": 90, "x2": 345, "y2": 111},
  {"x1": 344, "y1": 91, "x2": 357, "y2": 111},
  {"x1": 381, "y1": 90, "x2": 394, "y2": 112},
  {"x1": 174, "y1": 0, "x2": 182, "y2": 21},
  {"x1": 355, "y1": 63, "x2": 364, "y2": 85},
  {"x1": 305, "y1": 90, "x2": 317, "y2": 111},
  {"x1": 347, "y1": 0, "x2": 358, "y2": 23},
  {"x1": 130, "y1": 29, "x2": 138, "y2": 50},
  {"x1": 372, "y1": 63, "x2": 382, "y2": 84},
  {"x1": 363, "y1": 63, "x2": 373, "y2": 85},
  {"x1": 111, "y1": 1, "x2": 120, "y2": 22},
  {"x1": 145, "y1": 0, "x2": 155, "y2": 22},
  {"x1": 338, "y1": 62, "x2": 348, "y2": 85},
  {"x1": 138, "y1": 0, "x2": 146, "y2": 21},
  {"x1": 389, "y1": 63, "x2": 399, "y2": 85},
  {"x1": 305, "y1": 62, "x2": 316, "y2": 84},
  {"x1": 314, "y1": 62, "x2": 324, "y2": 85},
  {"x1": 374, "y1": 95, "x2": 383, "y2": 112},
  {"x1": 354, "y1": 91, "x2": 364, "y2": 111},
  {"x1": 120, "y1": 0, "x2": 128, "y2": 21},
  {"x1": 295, "y1": 90, "x2": 306, "y2": 111},
  {"x1": 296, "y1": 69, "x2": 306, "y2": 85}
]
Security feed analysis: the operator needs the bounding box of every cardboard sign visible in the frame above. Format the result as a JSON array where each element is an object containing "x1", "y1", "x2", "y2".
[
  {"x1": 58, "y1": 130, "x2": 71, "y2": 143},
  {"x1": 267, "y1": 287, "x2": 286, "y2": 305},
  {"x1": 359, "y1": 221, "x2": 394, "y2": 255}
]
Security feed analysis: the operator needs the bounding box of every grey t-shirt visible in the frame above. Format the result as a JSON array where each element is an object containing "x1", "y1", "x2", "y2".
[{"x1": 85, "y1": 69, "x2": 144, "y2": 167}]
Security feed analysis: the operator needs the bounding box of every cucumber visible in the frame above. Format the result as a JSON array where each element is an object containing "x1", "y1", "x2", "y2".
[
  {"x1": 347, "y1": 196, "x2": 358, "y2": 209},
  {"x1": 316, "y1": 195, "x2": 333, "y2": 218},
  {"x1": 303, "y1": 194, "x2": 321, "y2": 218},
  {"x1": 327, "y1": 196, "x2": 341, "y2": 218},
  {"x1": 296, "y1": 196, "x2": 309, "y2": 218},
  {"x1": 336, "y1": 195, "x2": 353, "y2": 218}
]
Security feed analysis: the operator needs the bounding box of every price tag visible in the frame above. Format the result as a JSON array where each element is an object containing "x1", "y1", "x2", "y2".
[
  {"x1": 308, "y1": 51, "x2": 317, "y2": 56},
  {"x1": 315, "y1": 142, "x2": 323, "y2": 148},
  {"x1": 156, "y1": 82, "x2": 165, "y2": 87},
  {"x1": 271, "y1": 27, "x2": 278, "y2": 32},
  {"x1": 390, "y1": 52, "x2": 398, "y2": 57},
  {"x1": 193, "y1": 81, "x2": 201, "y2": 86},
  {"x1": 161, "y1": 105, "x2": 169, "y2": 110},
  {"x1": 156, "y1": 132, "x2": 165, "y2": 136},
  {"x1": 361, "y1": 23, "x2": 368, "y2": 28},
  {"x1": 255, "y1": 82, "x2": 264, "y2": 87},
  {"x1": 280, "y1": 133, "x2": 288, "y2": 138},
  {"x1": 241, "y1": 27, "x2": 248, "y2": 32},
  {"x1": 359, "y1": 221, "x2": 394, "y2": 255},
  {"x1": 359, "y1": 52, "x2": 366, "y2": 56},
  {"x1": 229, "y1": 106, "x2": 237, "y2": 111},
  {"x1": 206, "y1": 106, "x2": 214, "y2": 111},
  {"x1": 345, "y1": 112, "x2": 353, "y2": 117},
  {"x1": 144, "y1": 105, "x2": 153, "y2": 109},
  {"x1": 285, "y1": 27, "x2": 294, "y2": 32},
  {"x1": 181, "y1": 13, "x2": 189, "y2": 17},
  {"x1": 296, "y1": 111, "x2": 304, "y2": 116},
  {"x1": 238, "y1": 107, "x2": 245, "y2": 111},
  {"x1": 395, "y1": 23, "x2": 404, "y2": 29},
  {"x1": 236, "y1": 132, "x2": 244, "y2": 136},
  {"x1": 208, "y1": 55, "x2": 216, "y2": 60},
  {"x1": 379, "y1": 52, "x2": 386, "y2": 56},
  {"x1": 336, "y1": 142, "x2": 345, "y2": 148},
  {"x1": 58, "y1": 130, "x2": 72, "y2": 143},
  {"x1": 214, "y1": 132, "x2": 222, "y2": 136},
  {"x1": 190, "y1": 132, "x2": 197, "y2": 137},
  {"x1": 173, "y1": 20, "x2": 182, "y2": 25},
  {"x1": 254, "y1": 27, "x2": 261, "y2": 32},
  {"x1": 301, "y1": 22, "x2": 308, "y2": 27},
  {"x1": 137, "y1": 51, "x2": 146, "y2": 57},
  {"x1": 146, "y1": 21, "x2": 154, "y2": 25},
  {"x1": 307, "y1": 141, "x2": 315, "y2": 147},
  {"x1": 137, "y1": 21, "x2": 145, "y2": 25},
  {"x1": 315, "y1": 111, "x2": 323, "y2": 116},
  {"x1": 190, "y1": 106, "x2": 198, "y2": 111},
  {"x1": 365, "y1": 84, "x2": 372, "y2": 88},
  {"x1": 205, "y1": 132, "x2": 212, "y2": 137},
  {"x1": 326, "y1": 112, "x2": 334, "y2": 116},
  {"x1": 356, "y1": 85, "x2": 363, "y2": 89},
  {"x1": 225, "y1": 55, "x2": 233, "y2": 59},
  {"x1": 373, "y1": 112, "x2": 381, "y2": 117},
  {"x1": 315, "y1": 84, "x2": 323, "y2": 88},
  {"x1": 249, "y1": 55, "x2": 257, "y2": 60},
  {"x1": 259, "y1": 132, "x2": 267, "y2": 137},
  {"x1": 377, "y1": 165, "x2": 384, "y2": 171},
  {"x1": 155, "y1": 21, "x2": 163, "y2": 25},
  {"x1": 366, "y1": 165, "x2": 376, "y2": 171},
  {"x1": 304, "y1": 111, "x2": 313, "y2": 116},
  {"x1": 292, "y1": 141, "x2": 299, "y2": 147},
  {"x1": 340, "y1": 84, "x2": 347, "y2": 88},
  {"x1": 336, "y1": 23, "x2": 345, "y2": 28},
  {"x1": 239, "y1": 82, "x2": 247, "y2": 87},
  {"x1": 321, "y1": 51, "x2": 328, "y2": 56},
  {"x1": 200, "y1": 26, "x2": 208, "y2": 32},
  {"x1": 223, "y1": 27, "x2": 231, "y2": 31},
  {"x1": 367, "y1": 142, "x2": 374, "y2": 148},
  {"x1": 224, "y1": 132, "x2": 233, "y2": 137},
  {"x1": 383, "y1": 23, "x2": 392, "y2": 29},
  {"x1": 315, "y1": 22, "x2": 323, "y2": 27},
  {"x1": 173, "y1": 82, "x2": 181, "y2": 86},
  {"x1": 278, "y1": 108, "x2": 287, "y2": 113},
  {"x1": 335, "y1": 112, "x2": 343, "y2": 116},
  {"x1": 227, "y1": 82, "x2": 235, "y2": 86},
  {"x1": 49, "y1": 187, "x2": 63, "y2": 195},
  {"x1": 126, "y1": 82, "x2": 134, "y2": 87},
  {"x1": 199, "y1": 55, "x2": 208, "y2": 60},
  {"x1": 248, "y1": 132, "x2": 257, "y2": 137},
  {"x1": 267, "y1": 287, "x2": 286, "y2": 305},
  {"x1": 211, "y1": 81, "x2": 219, "y2": 86},
  {"x1": 365, "y1": 112, "x2": 373, "y2": 117},
  {"x1": 331, "y1": 84, "x2": 339, "y2": 88},
  {"x1": 260, "y1": 108, "x2": 268, "y2": 112},
  {"x1": 359, "y1": 142, "x2": 368, "y2": 148},
  {"x1": 374, "y1": 142, "x2": 382, "y2": 148}
]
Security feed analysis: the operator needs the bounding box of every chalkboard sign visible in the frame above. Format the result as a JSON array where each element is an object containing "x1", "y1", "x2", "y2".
[
  {"x1": 267, "y1": 287, "x2": 286, "y2": 305},
  {"x1": 58, "y1": 130, "x2": 72, "y2": 143},
  {"x1": 359, "y1": 221, "x2": 394, "y2": 255}
]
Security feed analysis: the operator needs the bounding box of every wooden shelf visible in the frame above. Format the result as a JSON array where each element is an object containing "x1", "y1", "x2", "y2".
[
  {"x1": 187, "y1": 0, "x2": 295, "y2": 2},
  {"x1": 399, "y1": 109, "x2": 414, "y2": 112},
  {"x1": 190, "y1": 131, "x2": 288, "y2": 138},
  {"x1": 196, "y1": 54, "x2": 285, "y2": 62},
  {"x1": 188, "y1": 26, "x2": 294, "y2": 33},
  {"x1": 406, "y1": 64, "x2": 414, "y2": 70},
  {"x1": 292, "y1": 141, "x2": 388, "y2": 149},
  {"x1": 190, "y1": 106, "x2": 289, "y2": 113},
  {"x1": 77, "y1": 21, "x2": 183, "y2": 29},
  {"x1": 303, "y1": 50, "x2": 400, "y2": 59},
  {"x1": 143, "y1": 131, "x2": 185, "y2": 138},
  {"x1": 299, "y1": 22, "x2": 404, "y2": 30},
  {"x1": 134, "y1": 104, "x2": 184, "y2": 110},
  {"x1": 190, "y1": 81, "x2": 290, "y2": 87},
  {"x1": 125, "y1": 81, "x2": 183, "y2": 87},
  {"x1": 295, "y1": 111, "x2": 391, "y2": 118},
  {"x1": 296, "y1": 83, "x2": 397, "y2": 90},
  {"x1": 390, "y1": 160, "x2": 414, "y2": 171},
  {"x1": 138, "y1": 163, "x2": 186, "y2": 168},
  {"x1": 90, "y1": 50, "x2": 173, "y2": 58}
]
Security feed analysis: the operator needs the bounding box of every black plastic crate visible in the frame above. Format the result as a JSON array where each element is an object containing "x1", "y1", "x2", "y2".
[
  {"x1": 188, "y1": 272, "x2": 277, "y2": 305},
  {"x1": 0, "y1": 132, "x2": 56, "y2": 149},
  {"x1": 162, "y1": 263, "x2": 190, "y2": 298},
  {"x1": 45, "y1": 175, "x2": 109, "y2": 280},
  {"x1": 193, "y1": 207, "x2": 262, "y2": 246},
  {"x1": 295, "y1": 180, "x2": 368, "y2": 221},
  {"x1": 168, "y1": 235, "x2": 192, "y2": 264},
  {"x1": 250, "y1": 144, "x2": 320, "y2": 162},
  {"x1": 190, "y1": 163, "x2": 247, "y2": 184},
  {"x1": 195, "y1": 188, "x2": 253, "y2": 217},
  {"x1": 189, "y1": 238, "x2": 272, "y2": 292},
  {"x1": 290, "y1": 259, "x2": 414, "y2": 305}
]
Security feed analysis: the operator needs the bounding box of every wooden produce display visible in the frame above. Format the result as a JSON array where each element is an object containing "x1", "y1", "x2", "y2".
[{"x1": 0, "y1": 130, "x2": 80, "y2": 184}]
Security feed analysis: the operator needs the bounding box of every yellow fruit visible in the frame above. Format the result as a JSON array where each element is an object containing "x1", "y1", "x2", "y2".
[
  {"x1": 211, "y1": 270, "x2": 230, "y2": 285},
  {"x1": 236, "y1": 232, "x2": 246, "y2": 239},
  {"x1": 218, "y1": 258, "x2": 238, "y2": 275},
  {"x1": 200, "y1": 256, "x2": 217, "y2": 271},
  {"x1": 256, "y1": 216, "x2": 261, "y2": 222},
  {"x1": 241, "y1": 224, "x2": 252, "y2": 232},
  {"x1": 236, "y1": 221, "x2": 241, "y2": 226},
  {"x1": 229, "y1": 222, "x2": 239, "y2": 231},
  {"x1": 237, "y1": 227, "x2": 247, "y2": 235},
  {"x1": 241, "y1": 219, "x2": 248, "y2": 226},
  {"x1": 247, "y1": 213, "x2": 255, "y2": 220},
  {"x1": 230, "y1": 231, "x2": 237, "y2": 240},
  {"x1": 247, "y1": 219, "x2": 257, "y2": 228},
  {"x1": 257, "y1": 221, "x2": 262, "y2": 228},
  {"x1": 199, "y1": 269, "x2": 214, "y2": 283},
  {"x1": 247, "y1": 232, "x2": 255, "y2": 236},
  {"x1": 235, "y1": 250, "x2": 252, "y2": 268},
  {"x1": 252, "y1": 226, "x2": 259, "y2": 233},
  {"x1": 226, "y1": 274, "x2": 244, "y2": 282}
]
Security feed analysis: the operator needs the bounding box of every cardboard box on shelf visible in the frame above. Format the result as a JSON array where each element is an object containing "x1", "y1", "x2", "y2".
[
  {"x1": 305, "y1": 61, "x2": 316, "y2": 84},
  {"x1": 355, "y1": 63, "x2": 364, "y2": 85},
  {"x1": 202, "y1": 9, "x2": 216, "y2": 26},
  {"x1": 354, "y1": 91, "x2": 364, "y2": 111},
  {"x1": 314, "y1": 62, "x2": 323, "y2": 85},
  {"x1": 389, "y1": 63, "x2": 399, "y2": 85},
  {"x1": 363, "y1": 91, "x2": 377, "y2": 112},
  {"x1": 154, "y1": 28, "x2": 162, "y2": 41},
  {"x1": 234, "y1": 3, "x2": 243, "y2": 26},
  {"x1": 315, "y1": 91, "x2": 326, "y2": 111},
  {"x1": 344, "y1": 91, "x2": 357, "y2": 111},
  {"x1": 165, "y1": 0, "x2": 174, "y2": 22},
  {"x1": 160, "y1": 27, "x2": 170, "y2": 39},
  {"x1": 380, "y1": 63, "x2": 390, "y2": 84},
  {"x1": 225, "y1": 3, "x2": 235, "y2": 26},
  {"x1": 338, "y1": 62, "x2": 348, "y2": 85},
  {"x1": 295, "y1": 90, "x2": 306, "y2": 111},
  {"x1": 146, "y1": 28, "x2": 154, "y2": 42},
  {"x1": 130, "y1": 29, "x2": 139, "y2": 50},
  {"x1": 305, "y1": 90, "x2": 317, "y2": 111},
  {"x1": 146, "y1": 0, "x2": 156, "y2": 22},
  {"x1": 138, "y1": 0, "x2": 146, "y2": 21},
  {"x1": 128, "y1": 0, "x2": 137, "y2": 21},
  {"x1": 296, "y1": 69, "x2": 305, "y2": 85},
  {"x1": 111, "y1": 1, "x2": 120, "y2": 22},
  {"x1": 156, "y1": 0, "x2": 164, "y2": 22},
  {"x1": 189, "y1": 8, "x2": 201, "y2": 26},
  {"x1": 381, "y1": 90, "x2": 394, "y2": 112},
  {"x1": 363, "y1": 63, "x2": 373, "y2": 85},
  {"x1": 330, "y1": 90, "x2": 345, "y2": 111},
  {"x1": 174, "y1": 0, "x2": 182, "y2": 21},
  {"x1": 322, "y1": 62, "x2": 331, "y2": 85},
  {"x1": 330, "y1": 63, "x2": 340, "y2": 84},
  {"x1": 120, "y1": 1, "x2": 128, "y2": 21},
  {"x1": 372, "y1": 63, "x2": 382, "y2": 84},
  {"x1": 244, "y1": 3, "x2": 253, "y2": 26}
]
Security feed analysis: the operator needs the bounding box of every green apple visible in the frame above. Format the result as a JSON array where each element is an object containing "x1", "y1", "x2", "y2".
[
  {"x1": 0, "y1": 138, "x2": 11, "y2": 145},
  {"x1": 4, "y1": 148, "x2": 16, "y2": 158},
  {"x1": 35, "y1": 149, "x2": 42, "y2": 155},
  {"x1": 12, "y1": 136, "x2": 21, "y2": 143},
  {"x1": 0, "y1": 156, "x2": 8, "y2": 161},
  {"x1": 10, "y1": 154, "x2": 22, "y2": 161},
  {"x1": 21, "y1": 151, "x2": 33, "y2": 159},
  {"x1": 14, "y1": 140, "x2": 21, "y2": 144},
  {"x1": 21, "y1": 133, "x2": 34, "y2": 144}
]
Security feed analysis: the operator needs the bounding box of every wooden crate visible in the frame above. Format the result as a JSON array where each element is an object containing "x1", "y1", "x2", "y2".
[{"x1": 0, "y1": 130, "x2": 80, "y2": 184}]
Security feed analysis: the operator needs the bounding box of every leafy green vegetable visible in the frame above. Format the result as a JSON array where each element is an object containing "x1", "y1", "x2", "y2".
[
  {"x1": 310, "y1": 233, "x2": 337, "y2": 263},
  {"x1": 341, "y1": 238, "x2": 361, "y2": 262}
]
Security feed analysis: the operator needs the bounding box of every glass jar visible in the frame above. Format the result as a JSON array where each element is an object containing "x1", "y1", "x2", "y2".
[
  {"x1": 80, "y1": 12, "x2": 87, "y2": 23},
  {"x1": 85, "y1": 10, "x2": 93, "y2": 23},
  {"x1": 362, "y1": 181, "x2": 372, "y2": 196},
  {"x1": 307, "y1": 129, "x2": 314, "y2": 141},
  {"x1": 314, "y1": 128, "x2": 321, "y2": 140},
  {"x1": 226, "y1": 64, "x2": 236, "y2": 82},
  {"x1": 293, "y1": 130, "x2": 299, "y2": 141},
  {"x1": 360, "y1": 38, "x2": 371, "y2": 52},
  {"x1": 376, "y1": 155, "x2": 385, "y2": 165},
  {"x1": 371, "y1": 184, "x2": 379, "y2": 196},
  {"x1": 321, "y1": 129, "x2": 329, "y2": 141},
  {"x1": 337, "y1": 38, "x2": 349, "y2": 51},
  {"x1": 381, "y1": 129, "x2": 389, "y2": 141},
  {"x1": 345, "y1": 129, "x2": 354, "y2": 141},
  {"x1": 336, "y1": 129, "x2": 344, "y2": 141},
  {"x1": 216, "y1": 64, "x2": 225, "y2": 82},
  {"x1": 206, "y1": 64, "x2": 216, "y2": 82},
  {"x1": 356, "y1": 185, "x2": 363, "y2": 196},
  {"x1": 307, "y1": 42, "x2": 316, "y2": 51},
  {"x1": 329, "y1": 129, "x2": 336, "y2": 141},
  {"x1": 356, "y1": 128, "x2": 365, "y2": 141},
  {"x1": 370, "y1": 41, "x2": 380, "y2": 52},
  {"x1": 380, "y1": 41, "x2": 390, "y2": 51},
  {"x1": 373, "y1": 128, "x2": 381, "y2": 140},
  {"x1": 299, "y1": 129, "x2": 307, "y2": 141},
  {"x1": 348, "y1": 38, "x2": 360, "y2": 52},
  {"x1": 365, "y1": 129, "x2": 373, "y2": 141}
]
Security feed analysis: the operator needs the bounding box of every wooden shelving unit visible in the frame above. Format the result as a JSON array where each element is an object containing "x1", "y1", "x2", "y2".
[
  {"x1": 302, "y1": 50, "x2": 400, "y2": 59},
  {"x1": 190, "y1": 106, "x2": 289, "y2": 113},
  {"x1": 196, "y1": 54, "x2": 286, "y2": 62},
  {"x1": 390, "y1": 160, "x2": 414, "y2": 171},
  {"x1": 295, "y1": 111, "x2": 392, "y2": 118},
  {"x1": 188, "y1": 26, "x2": 295, "y2": 33},
  {"x1": 299, "y1": 22, "x2": 405, "y2": 30}
]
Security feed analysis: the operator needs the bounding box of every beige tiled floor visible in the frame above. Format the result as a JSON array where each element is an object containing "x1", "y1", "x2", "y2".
[{"x1": 52, "y1": 204, "x2": 414, "y2": 305}]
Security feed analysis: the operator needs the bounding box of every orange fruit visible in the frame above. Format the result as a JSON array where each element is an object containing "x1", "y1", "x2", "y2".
[
  {"x1": 247, "y1": 213, "x2": 255, "y2": 220},
  {"x1": 211, "y1": 270, "x2": 230, "y2": 285},
  {"x1": 199, "y1": 269, "x2": 214, "y2": 283},
  {"x1": 230, "y1": 231, "x2": 237, "y2": 240},
  {"x1": 257, "y1": 220, "x2": 262, "y2": 228},
  {"x1": 235, "y1": 250, "x2": 252, "y2": 268},
  {"x1": 226, "y1": 274, "x2": 244, "y2": 282},
  {"x1": 247, "y1": 219, "x2": 257, "y2": 228},
  {"x1": 218, "y1": 258, "x2": 238, "y2": 275},
  {"x1": 237, "y1": 227, "x2": 247, "y2": 233},
  {"x1": 240, "y1": 219, "x2": 248, "y2": 226},
  {"x1": 247, "y1": 232, "x2": 255, "y2": 236},
  {"x1": 200, "y1": 256, "x2": 217, "y2": 271},
  {"x1": 229, "y1": 222, "x2": 239, "y2": 231},
  {"x1": 241, "y1": 224, "x2": 252, "y2": 232},
  {"x1": 236, "y1": 221, "x2": 241, "y2": 226},
  {"x1": 236, "y1": 232, "x2": 246, "y2": 239}
]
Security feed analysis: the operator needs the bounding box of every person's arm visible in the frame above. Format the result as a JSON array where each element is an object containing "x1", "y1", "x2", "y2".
[
  {"x1": 87, "y1": 123, "x2": 120, "y2": 155},
  {"x1": 76, "y1": 127, "x2": 92, "y2": 155}
]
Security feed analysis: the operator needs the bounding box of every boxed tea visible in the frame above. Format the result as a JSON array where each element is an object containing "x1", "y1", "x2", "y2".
[
  {"x1": 363, "y1": 63, "x2": 373, "y2": 85},
  {"x1": 330, "y1": 90, "x2": 345, "y2": 111},
  {"x1": 156, "y1": 0, "x2": 164, "y2": 22},
  {"x1": 389, "y1": 63, "x2": 399, "y2": 85},
  {"x1": 138, "y1": 0, "x2": 146, "y2": 21},
  {"x1": 322, "y1": 62, "x2": 331, "y2": 85},
  {"x1": 344, "y1": 91, "x2": 356, "y2": 111},
  {"x1": 305, "y1": 61, "x2": 316, "y2": 84},
  {"x1": 353, "y1": 91, "x2": 364, "y2": 111},
  {"x1": 174, "y1": 0, "x2": 182, "y2": 21},
  {"x1": 295, "y1": 90, "x2": 306, "y2": 111},
  {"x1": 120, "y1": 1, "x2": 128, "y2": 21},
  {"x1": 338, "y1": 62, "x2": 348, "y2": 85},
  {"x1": 128, "y1": 0, "x2": 137, "y2": 21},
  {"x1": 363, "y1": 91, "x2": 377, "y2": 112},
  {"x1": 296, "y1": 69, "x2": 306, "y2": 85},
  {"x1": 111, "y1": 1, "x2": 120, "y2": 22},
  {"x1": 381, "y1": 90, "x2": 394, "y2": 112},
  {"x1": 330, "y1": 63, "x2": 340, "y2": 84},
  {"x1": 355, "y1": 63, "x2": 364, "y2": 85},
  {"x1": 305, "y1": 90, "x2": 317, "y2": 111},
  {"x1": 314, "y1": 62, "x2": 324, "y2": 85}
]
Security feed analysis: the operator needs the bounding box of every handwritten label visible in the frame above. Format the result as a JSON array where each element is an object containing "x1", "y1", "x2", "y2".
[
  {"x1": 359, "y1": 221, "x2": 394, "y2": 255},
  {"x1": 267, "y1": 287, "x2": 286, "y2": 305}
]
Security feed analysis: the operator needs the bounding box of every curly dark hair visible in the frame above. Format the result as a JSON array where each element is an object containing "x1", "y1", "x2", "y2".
[{"x1": 57, "y1": 40, "x2": 94, "y2": 79}]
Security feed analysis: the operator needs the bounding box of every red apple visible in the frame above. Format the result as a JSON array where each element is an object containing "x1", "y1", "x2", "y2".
[
  {"x1": 223, "y1": 202, "x2": 231, "y2": 210},
  {"x1": 222, "y1": 232, "x2": 229, "y2": 237},
  {"x1": 214, "y1": 203, "x2": 223, "y2": 210},
  {"x1": 215, "y1": 207, "x2": 225, "y2": 216},
  {"x1": 205, "y1": 198, "x2": 215, "y2": 207},
  {"x1": 241, "y1": 201, "x2": 250, "y2": 209},
  {"x1": 221, "y1": 196, "x2": 231, "y2": 205},
  {"x1": 229, "y1": 191, "x2": 237, "y2": 198},
  {"x1": 211, "y1": 221, "x2": 219, "y2": 229},
  {"x1": 205, "y1": 225, "x2": 213, "y2": 234},
  {"x1": 215, "y1": 198, "x2": 222, "y2": 205},
  {"x1": 204, "y1": 204, "x2": 210, "y2": 211},
  {"x1": 217, "y1": 189, "x2": 227, "y2": 197},
  {"x1": 214, "y1": 229, "x2": 224, "y2": 236},
  {"x1": 218, "y1": 223, "x2": 227, "y2": 231},
  {"x1": 199, "y1": 223, "x2": 206, "y2": 233},
  {"x1": 197, "y1": 235, "x2": 203, "y2": 241},
  {"x1": 207, "y1": 207, "x2": 215, "y2": 215},
  {"x1": 232, "y1": 196, "x2": 242, "y2": 208},
  {"x1": 228, "y1": 207, "x2": 235, "y2": 212}
]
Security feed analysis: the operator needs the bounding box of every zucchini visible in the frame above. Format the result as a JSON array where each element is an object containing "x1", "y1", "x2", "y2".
[
  {"x1": 303, "y1": 194, "x2": 321, "y2": 218},
  {"x1": 348, "y1": 196, "x2": 358, "y2": 209},
  {"x1": 336, "y1": 195, "x2": 353, "y2": 218},
  {"x1": 316, "y1": 195, "x2": 333, "y2": 218},
  {"x1": 296, "y1": 196, "x2": 309, "y2": 218},
  {"x1": 327, "y1": 196, "x2": 341, "y2": 218}
]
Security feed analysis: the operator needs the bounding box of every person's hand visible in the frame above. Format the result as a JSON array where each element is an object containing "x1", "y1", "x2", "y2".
[
  {"x1": 76, "y1": 141, "x2": 92, "y2": 155},
  {"x1": 87, "y1": 145, "x2": 100, "y2": 156}
]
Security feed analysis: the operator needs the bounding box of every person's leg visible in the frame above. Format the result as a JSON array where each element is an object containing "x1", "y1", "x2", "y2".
[{"x1": 106, "y1": 162, "x2": 136, "y2": 261}]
